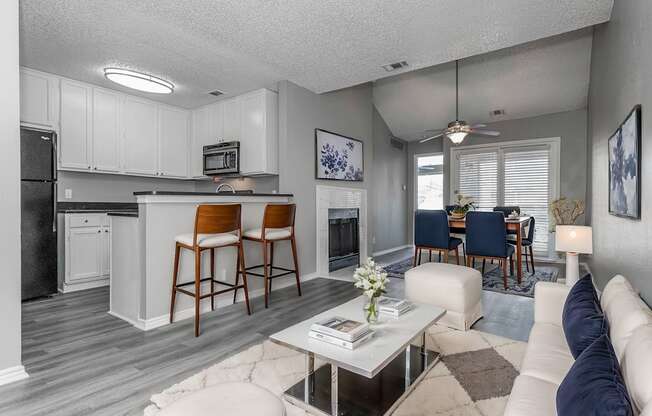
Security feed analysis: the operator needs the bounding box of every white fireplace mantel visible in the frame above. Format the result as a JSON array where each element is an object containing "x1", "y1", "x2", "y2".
[{"x1": 316, "y1": 185, "x2": 367, "y2": 276}]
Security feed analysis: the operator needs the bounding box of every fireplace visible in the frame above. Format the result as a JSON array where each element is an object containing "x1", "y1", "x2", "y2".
[{"x1": 328, "y1": 208, "x2": 360, "y2": 272}]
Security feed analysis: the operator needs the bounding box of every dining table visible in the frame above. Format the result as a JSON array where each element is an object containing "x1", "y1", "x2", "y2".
[{"x1": 448, "y1": 215, "x2": 532, "y2": 283}]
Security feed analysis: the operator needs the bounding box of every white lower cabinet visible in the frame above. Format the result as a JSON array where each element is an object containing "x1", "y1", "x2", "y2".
[{"x1": 64, "y1": 213, "x2": 110, "y2": 292}]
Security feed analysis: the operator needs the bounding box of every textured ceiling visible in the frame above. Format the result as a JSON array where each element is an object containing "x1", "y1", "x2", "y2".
[
  {"x1": 20, "y1": 1, "x2": 612, "y2": 108},
  {"x1": 373, "y1": 29, "x2": 595, "y2": 141}
]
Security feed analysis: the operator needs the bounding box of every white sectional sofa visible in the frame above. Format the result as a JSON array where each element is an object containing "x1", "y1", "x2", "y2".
[{"x1": 504, "y1": 275, "x2": 652, "y2": 416}]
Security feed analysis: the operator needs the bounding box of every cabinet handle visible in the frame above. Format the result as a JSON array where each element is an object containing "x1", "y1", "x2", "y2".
[{"x1": 97, "y1": 230, "x2": 101, "y2": 233}]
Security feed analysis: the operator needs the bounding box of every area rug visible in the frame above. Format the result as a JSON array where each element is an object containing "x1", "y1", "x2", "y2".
[
  {"x1": 383, "y1": 258, "x2": 558, "y2": 298},
  {"x1": 144, "y1": 324, "x2": 526, "y2": 416}
]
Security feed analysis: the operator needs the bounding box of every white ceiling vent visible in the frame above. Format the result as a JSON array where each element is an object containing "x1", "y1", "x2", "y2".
[
  {"x1": 382, "y1": 61, "x2": 408, "y2": 72},
  {"x1": 489, "y1": 109, "x2": 506, "y2": 118},
  {"x1": 209, "y1": 89, "x2": 225, "y2": 97}
]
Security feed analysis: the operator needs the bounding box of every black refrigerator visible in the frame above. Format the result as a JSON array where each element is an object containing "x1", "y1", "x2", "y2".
[{"x1": 21, "y1": 127, "x2": 58, "y2": 301}]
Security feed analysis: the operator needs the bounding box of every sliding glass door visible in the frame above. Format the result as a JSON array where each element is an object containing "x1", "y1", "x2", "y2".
[{"x1": 451, "y1": 139, "x2": 560, "y2": 258}]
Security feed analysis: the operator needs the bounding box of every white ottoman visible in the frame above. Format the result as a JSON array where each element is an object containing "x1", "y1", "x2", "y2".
[
  {"x1": 405, "y1": 262, "x2": 483, "y2": 331},
  {"x1": 158, "y1": 382, "x2": 285, "y2": 416}
]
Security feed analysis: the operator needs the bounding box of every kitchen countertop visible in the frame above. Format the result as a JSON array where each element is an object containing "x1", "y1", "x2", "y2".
[
  {"x1": 133, "y1": 191, "x2": 293, "y2": 197},
  {"x1": 57, "y1": 202, "x2": 138, "y2": 213}
]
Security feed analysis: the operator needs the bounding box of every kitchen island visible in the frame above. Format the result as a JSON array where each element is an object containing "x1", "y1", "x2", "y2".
[{"x1": 109, "y1": 191, "x2": 293, "y2": 330}]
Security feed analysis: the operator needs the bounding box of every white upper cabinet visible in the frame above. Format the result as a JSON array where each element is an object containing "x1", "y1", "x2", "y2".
[
  {"x1": 92, "y1": 88, "x2": 121, "y2": 172},
  {"x1": 158, "y1": 106, "x2": 189, "y2": 178},
  {"x1": 223, "y1": 97, "x2": 241, "y2": 141},
  {"x1": 20, "y1": 68, "x2": 59, "y2": 128},
  {"x1": 60, "y1": 80, "x2": 92, "y2": 170},
  {"x1": 209, "y1": 101, "x2": 224, "y2": 140},
  {"x1": 122, "y1": 97, "x2": 158, "y2": 176},
  {"x1": 240, "y1": 89, "x2": 278, "y2": 175}
]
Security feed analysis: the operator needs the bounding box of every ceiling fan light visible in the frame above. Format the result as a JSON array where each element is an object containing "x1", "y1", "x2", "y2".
[
  {"x1": 104, "y1": 68, "x2": 174, "y2": 94},
  {"x1": 447, "y1": 131, "x2": 468, "y2": 144}
]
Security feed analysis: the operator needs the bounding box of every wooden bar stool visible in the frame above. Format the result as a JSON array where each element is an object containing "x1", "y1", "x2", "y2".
[
  {"x1": 240, "y1": 203, "x2": 300, "y2": 308},
  {"x1": 170, "y1": 204, "x2": 250, "y2": 337}
]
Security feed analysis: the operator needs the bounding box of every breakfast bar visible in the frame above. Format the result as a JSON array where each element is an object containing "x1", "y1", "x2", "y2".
[{"x1": 108, "y1": 191, "x2": 293, "y2": 330}]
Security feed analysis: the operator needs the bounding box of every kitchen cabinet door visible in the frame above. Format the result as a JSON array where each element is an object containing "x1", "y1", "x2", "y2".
[
  {"x1": 92, "y1": 88, "x2": 121, "y2": 172},
  {"x1": 122, "y1": 97, "x2": 158, "y2": 176},
  {"x1": 191, "y1": 106, "x2": 210, "y2": 178},
  {"x1": 159, "y1": 106, "x2": 189, "y2": 178},
  {"x1": 222, "y1": 97, "x2": 241, "y2": 141},
  {"x1": 59, "y1": 80, "x2": 92, "y2": 170},
  {"x1": 20, "y1": 68, "x2": 59, "y2": 128},
  {"x1": 209, "y1": 101, "x2": 224, "y2": 141},
  {"x1": 240, "y1": 89, "x2": 278, "y2": 175},
  {"x1": 67, "y1": 227, "x2": 102, "y2": 282}
]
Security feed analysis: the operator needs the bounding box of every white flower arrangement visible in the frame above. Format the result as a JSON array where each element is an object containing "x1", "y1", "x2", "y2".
[
  {"x1": 453, "y1": 193, "x2": 476, "y2": 214},
  {"x1": 353, "y1": 258, "x2": 388, "y2": 299}
]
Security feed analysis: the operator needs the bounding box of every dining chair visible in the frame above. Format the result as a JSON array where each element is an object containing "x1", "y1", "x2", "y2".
[
  {"x1": 413, "y1": 210, "x2": 463, "y2": 266},
  {"x1": 465, "y1": 211, "x2": 515, "y2": 289},
  {"x1": 510, "y1": 216, "x2": 536, "y2": 274},
  {"x1": 493, "y1": 206, "x2": 521, "y2": 217}
]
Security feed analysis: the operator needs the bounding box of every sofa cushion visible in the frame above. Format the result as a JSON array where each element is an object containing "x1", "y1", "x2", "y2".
[
  {"x1": 556, "y1": 334, "x2": 633, "y2": 416},
  {"x1": 600, "y1": 275, "x2": 652, "y2": 362},
  {"x1": 562, "y1": 274, "x2": 609, "y2": 358},
  {"x1": 520, "y1": 326, "x2": 575, "y2": 386},
  {"x1": 528, "y1": 322, "x2": 572, "y2": 356},
  {"x1": 622, "y1": 324, "x2": 652, "y2": 414},
  {"x1": 504, "y1": 375, "x2": 559, "y2": 416}
]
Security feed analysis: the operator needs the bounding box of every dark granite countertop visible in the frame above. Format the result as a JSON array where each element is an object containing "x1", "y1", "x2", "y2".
[
  {"x1": 133, "y1": 191, "x2": 293, "y2": 197},
  {"x1": 57, "y1": 202, "x2": 138, "y2": 213},
  {"x1": 107, "y1": 211, "x2": 139, "y2": 218}
]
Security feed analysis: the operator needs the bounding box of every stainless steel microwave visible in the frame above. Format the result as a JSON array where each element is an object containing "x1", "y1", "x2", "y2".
[{"x1": 203, "y1": 141, "x2": 240, "y2": 175}]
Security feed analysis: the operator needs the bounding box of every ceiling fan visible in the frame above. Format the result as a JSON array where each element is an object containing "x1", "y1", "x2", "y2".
[{"x1": 420, "y1": 60, "x2": 500, "y2": 144}]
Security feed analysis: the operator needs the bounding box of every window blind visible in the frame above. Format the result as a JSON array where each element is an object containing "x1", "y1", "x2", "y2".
[
  {"x1": 456, "y1": 151, "x2": 498, "y2": 211},
  {"x1": 504, "y1": 148, "x2": 550, "y2": 253}
]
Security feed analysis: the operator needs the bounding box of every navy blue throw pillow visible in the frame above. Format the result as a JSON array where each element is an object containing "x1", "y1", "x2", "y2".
[
  {"x1": 557, "y1": 334, "x2": 633, "y2": 416},
  {"x1": 562, "y1": 274, "x2": 608, "y2": 358}
]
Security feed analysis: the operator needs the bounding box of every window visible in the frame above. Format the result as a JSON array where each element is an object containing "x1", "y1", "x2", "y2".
[
  {"x1": 451, "y1": 138, "x2": 560, "y2": 257},
  {"x1": 416, "y1": 154, "x2": 443, "y2": 210}
]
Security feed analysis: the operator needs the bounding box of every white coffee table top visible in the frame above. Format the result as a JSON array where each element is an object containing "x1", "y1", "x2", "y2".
[{"x1": 270, "y1": 296, "x2": 445, "y2": 378}]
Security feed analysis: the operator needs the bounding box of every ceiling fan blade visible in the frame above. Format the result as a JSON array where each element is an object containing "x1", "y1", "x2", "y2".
[
  {"x1": 420, "y1": 133, "x2": 444, "y2": 143},
  {"x1": 470, "y1": 123, "x2": 487, "y2": 128},
  {"x1": 470, "y1": 129, "x2": 501, "y2": 137}
]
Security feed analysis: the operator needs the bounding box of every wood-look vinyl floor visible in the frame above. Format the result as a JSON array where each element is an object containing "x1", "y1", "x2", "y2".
[{"x1": 3, "y1": 256, "x2": 542, "y2": 416}]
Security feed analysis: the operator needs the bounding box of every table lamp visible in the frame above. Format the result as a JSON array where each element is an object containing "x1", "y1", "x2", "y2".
[{"x1": 555, "y1": 225, "x2": 593, "y2": 287}]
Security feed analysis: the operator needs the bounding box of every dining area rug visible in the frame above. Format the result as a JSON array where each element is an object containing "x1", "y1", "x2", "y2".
[
  {"x1": 383, "y1": 258, "x2": 558, "y2": 298},
  {"x1": 144, "y1": 324, "x2": 526, "y2": 416}
]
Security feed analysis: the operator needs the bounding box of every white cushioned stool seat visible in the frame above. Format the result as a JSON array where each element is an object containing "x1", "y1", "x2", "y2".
[
  {"x1": 158, "y1": 382, "x2": 285, "y2": 416},
  {"x1": 405, "y1": 262, "x2": 483, "y2": 331},
  {"x1": 243, "y1": 228, "x2": 291, "y2": 240},
  {"x1": 175, "y1": 232, "x2": 239, "y2": 248}
]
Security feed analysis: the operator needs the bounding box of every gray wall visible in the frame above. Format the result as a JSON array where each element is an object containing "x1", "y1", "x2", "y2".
[
  {"x1": 278, "y1": 80, "x2": 375, "y2": 276},
  {"x1": 406, "y1": 109, "x2": 588, "y2": 243},
  {"x1": 371, "y1": 106, "x2": 409, "y2": 253},
  {"x1": 0, "y1": 0, "x2": 23, "y2": 375},
  {"x1": 588, "y1": 0, "x2": 652, "y2": 303}
]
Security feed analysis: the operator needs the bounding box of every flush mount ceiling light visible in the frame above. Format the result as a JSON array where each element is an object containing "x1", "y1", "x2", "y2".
[{"x1": 104, "y1": 68, "x2": 174, "y2": 94}]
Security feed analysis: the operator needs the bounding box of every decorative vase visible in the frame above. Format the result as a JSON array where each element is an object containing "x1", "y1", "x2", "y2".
[{"x1": 364, "y1": 296, "x2": 379, "y2": 324}]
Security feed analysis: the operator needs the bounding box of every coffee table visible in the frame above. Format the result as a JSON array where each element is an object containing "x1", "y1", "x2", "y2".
[{"x1": 270, "y1": 296, "x2": 446, "y2": 415}]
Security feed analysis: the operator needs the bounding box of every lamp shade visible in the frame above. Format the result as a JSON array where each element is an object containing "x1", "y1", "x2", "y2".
[{"x1": 555, "y1": 225, "x2": 593, "y2": 254}]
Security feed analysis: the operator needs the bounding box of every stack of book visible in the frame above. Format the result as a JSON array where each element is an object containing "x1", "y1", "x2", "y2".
[
  {"x1": 378, "y1": 297, "x2": 412, "y2": 317},
  {"x1": 309, "y1": 316, "x2": 373, "y2": 350}
]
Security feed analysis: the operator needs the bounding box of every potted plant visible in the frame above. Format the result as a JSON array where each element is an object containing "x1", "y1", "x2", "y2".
[
  {"x1": 353, "y1": 258, "x2": 388, "y2": 323},
  {"x1": 451, "y1": 193, "x2": 475, "y2": 219}
]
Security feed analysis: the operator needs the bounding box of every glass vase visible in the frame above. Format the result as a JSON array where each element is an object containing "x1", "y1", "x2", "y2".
[{"x1": 364, "y1": 296, "x2": 379, "y2": 324}]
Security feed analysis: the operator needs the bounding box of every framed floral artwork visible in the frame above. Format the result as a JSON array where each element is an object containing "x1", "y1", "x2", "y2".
[
  {"x1": 608, "y1": 105, "x2": 641, "y2": 219},
  {"x1": 315, "y1": 129, "x2": 364, "y2": 181}
]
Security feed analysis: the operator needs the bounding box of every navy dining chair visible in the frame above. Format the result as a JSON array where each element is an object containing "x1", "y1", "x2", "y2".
[
  {"x1": 510, "y1": 216, "x2": 536, "y2": 274},
  {"x1": 413, "y1": 210, "x2": 463, "y2": 266},
  {"x1": 465, "y1": 211, "x2": 515, "y2": 289},
  {"x1": 493, "y1": 206, "x2": 521, "y2": 217}
]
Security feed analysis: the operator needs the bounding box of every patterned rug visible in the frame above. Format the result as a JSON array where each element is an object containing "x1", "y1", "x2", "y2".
[
  {"x1": 144, "y1": 324, "x2": 526, "y2": 416},
  {"x1": 383, "y1": 258, "x2": 558, "y2": 298}
]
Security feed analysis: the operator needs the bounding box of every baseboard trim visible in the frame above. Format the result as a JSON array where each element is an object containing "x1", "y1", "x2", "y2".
[
  {"x1": 0, "y1": 365, "x2": 28, "y2": 386},
  {"x1": 132, "y1": 273, "x2": 320, "y2": 331},
  {"x1": 372, "y1": 244, "x2": 412, "y2": 258}
]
